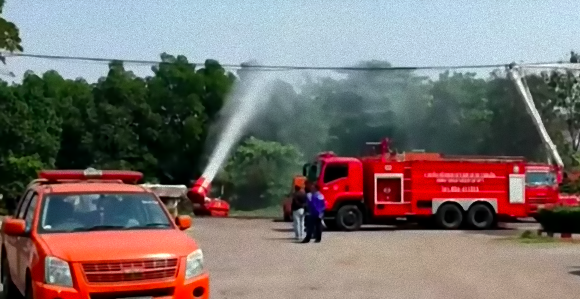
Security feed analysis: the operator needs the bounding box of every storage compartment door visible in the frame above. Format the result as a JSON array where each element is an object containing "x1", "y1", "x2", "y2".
[
  {"x1": 375, "y1": 175, "x2": 403, "y2": 203},
  {"x1": 509, "y1": 174, "x2": 525, "y2": 204}
]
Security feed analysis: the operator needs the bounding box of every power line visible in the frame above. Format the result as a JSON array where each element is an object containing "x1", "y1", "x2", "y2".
[{"x1": 0, "y1": 51, "x2": 569, "y2": 72}]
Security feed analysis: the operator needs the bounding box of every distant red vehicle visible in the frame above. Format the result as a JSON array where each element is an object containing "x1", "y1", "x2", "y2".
[
  {"x1": 192, "y1": 197, "x2": 230, "y2": 217},
  {"x1": 523, "y1": 163, "x2": 561, "y2": 217},
  {"x1": 302, "y1": 138, "x2": 567, "y2": 231},
  {"x1": 525, "y1": 165, "x2": 580, "y2": 215},
  {"x1": 187, "y1": 177, "x2": 230, "y2": 217}
]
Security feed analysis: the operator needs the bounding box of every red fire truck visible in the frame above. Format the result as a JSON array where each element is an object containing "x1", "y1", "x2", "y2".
[{"x1": 302, "y1": 138, "x2": 566, "y2": 231}]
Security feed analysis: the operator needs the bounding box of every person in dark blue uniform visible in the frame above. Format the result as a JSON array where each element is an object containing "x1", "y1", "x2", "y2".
[{"x1": 301, "y1": 183, "x2": 326, "y2": 243}]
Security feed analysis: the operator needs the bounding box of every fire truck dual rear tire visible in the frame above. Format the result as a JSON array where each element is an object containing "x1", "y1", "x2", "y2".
[
  {"x1": 435, "y1": 203, "x2": 463, "y2": 229},
  {"x1": 466, "y1": 203, "x2": 495, "y2": 229},
  {"x1": 336, "y1": 205, "x2": 363, "y2": 231}
]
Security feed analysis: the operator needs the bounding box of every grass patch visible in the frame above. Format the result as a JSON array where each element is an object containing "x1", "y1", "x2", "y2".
[
  {"x1": 517, "y1": 230, "x2": 557, "y2": 244},
  {"x1": 229, "y1": 206, "x2": 281, "y2": 219},
  {"x1": 497, "y1": 230, "x2": 580, "y2": 245}
]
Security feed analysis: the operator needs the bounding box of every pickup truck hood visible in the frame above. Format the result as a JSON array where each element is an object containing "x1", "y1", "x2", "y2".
[{"x1": 40, "y1": 229, "x2": 198, "y2": 262}]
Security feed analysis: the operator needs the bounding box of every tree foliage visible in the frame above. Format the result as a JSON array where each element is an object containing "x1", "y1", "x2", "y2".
[
  {"x1": 0, "y1": 54, "x2": 236, "y2": 210},
  {"x1": 219, "y1": 137, "x2": 303, "y2": 210},
  {"x1": 543, "y1": 53, "x2": 580, "y2": 154},
  {"x1": 2, "y1": 50, "x2": 580, "y2": 211},
  {"x1": 0, "y1": 0, "x2": 22, "y2": 54}
]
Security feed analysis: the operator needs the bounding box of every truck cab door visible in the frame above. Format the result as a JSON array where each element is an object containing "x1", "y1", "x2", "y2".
[
  {"x1": 17, "y1": 193, "x2": 38, "y2": 289},
  {"x1": 319, "y1": 163, "x2": 349, "y2": 209},
  {"x1": 5, "y1": 190, "x2": 33, "y2": 292}
]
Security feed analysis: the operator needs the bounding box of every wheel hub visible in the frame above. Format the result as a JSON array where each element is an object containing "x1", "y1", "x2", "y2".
[
  {"x1": 444, "y1": 211, "x2": 459, "y2": 224},
  {"x1": 474, "y1": 209, "x2": 488, "y2": 224},
  {"x1": 343, "y1": 211, "x2": 356, "y2": 226}
]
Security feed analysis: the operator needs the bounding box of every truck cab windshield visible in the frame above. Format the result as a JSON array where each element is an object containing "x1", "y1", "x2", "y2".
[
  {"x1": 525, "y1": 172, "x2": 556, "y2": 187},
  {"x1": 38, "y1": 193, "x2": 172, "y2": 233}
]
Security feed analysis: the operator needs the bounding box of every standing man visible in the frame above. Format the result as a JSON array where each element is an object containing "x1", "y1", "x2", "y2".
[
  {"x1": 302, "y1": 183, "x2": 326, "y2": 243},
  {"x1": 291, "y1": 185, "x2": 307, "y2": 240}
]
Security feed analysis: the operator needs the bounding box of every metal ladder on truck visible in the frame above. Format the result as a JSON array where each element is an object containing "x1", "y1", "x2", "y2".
[{"x1": 506, "y1": 63, "x2": 580, "y2": 170}]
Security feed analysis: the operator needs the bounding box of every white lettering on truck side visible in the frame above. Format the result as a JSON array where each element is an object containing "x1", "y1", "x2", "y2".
[
  {"x1": 441, "y1": 186, "x2": 480, "y2": 192},
  {"x1": 424, "y1": 172, "x2": 497, "y2": 183}
]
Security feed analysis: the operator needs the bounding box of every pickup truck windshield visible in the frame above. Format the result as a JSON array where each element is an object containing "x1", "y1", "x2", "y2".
[
  {"x1": 525, "y1": 172, "x2": 556, "y2": 187},
  {"x1": 38, "y1": 193, "x2": 172, "y2": 233}
]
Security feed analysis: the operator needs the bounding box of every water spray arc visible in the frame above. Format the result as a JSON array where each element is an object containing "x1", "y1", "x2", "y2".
[{"x1": 188, "y1": 70, "x2": 276, "y2": 204}]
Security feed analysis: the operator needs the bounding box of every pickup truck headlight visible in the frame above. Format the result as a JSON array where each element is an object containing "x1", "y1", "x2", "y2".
[
  {"x1": 45, "y1": 256, "x2": 73, "y2": 287},
  {"x1": 185, "y1": 249, "x2": 204, "y2": 280}
]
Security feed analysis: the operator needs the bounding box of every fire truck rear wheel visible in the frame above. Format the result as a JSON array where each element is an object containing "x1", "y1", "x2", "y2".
[
  {"x1": 435, "y1": 203, "x2": 463, "y2": 229},
  {"x1": 466, "y1": 203, "x2": 495, "y2": 229},
  {"x1": 336, "y1": 205, "x2": 363, "y2": 231}
]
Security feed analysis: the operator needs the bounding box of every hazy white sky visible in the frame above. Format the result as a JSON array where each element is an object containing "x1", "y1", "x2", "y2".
[{"x1": 3, "y1": 0, "x2": 579, "y2": 82}]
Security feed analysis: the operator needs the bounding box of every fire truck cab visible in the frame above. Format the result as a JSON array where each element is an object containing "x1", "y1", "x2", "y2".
[
  {"x1": 304, "y1": 139, "x2": 560, "y2": 231},
  {"x1": 523, "y1": 163, "x2": 560, "y2": 216}
]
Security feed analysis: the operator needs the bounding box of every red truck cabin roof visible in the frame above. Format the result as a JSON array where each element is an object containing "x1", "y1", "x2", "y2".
[
  {"x1": 33, "y1": 168, "x2": 149, "y2": 194},
  {"x1": 320, "y1": 156, "x2": 360, "y2": 164},
  {"x1": 38, "y1": 168, "x2": 143, "y2": 184}
]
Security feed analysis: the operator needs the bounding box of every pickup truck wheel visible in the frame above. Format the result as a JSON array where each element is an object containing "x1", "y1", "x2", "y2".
[
  {"x1": 435, "y1": 204, "x2": 463, "y2": 229},
  {"x1": 336, "y1": 205, "x2": 363, "y2": 231},
  {"x1": 466, "y1": 203, "x2": 495, "y2": 230},
  {"x1": 1, "y1": 258, "x2": 19, "y2": 299}
]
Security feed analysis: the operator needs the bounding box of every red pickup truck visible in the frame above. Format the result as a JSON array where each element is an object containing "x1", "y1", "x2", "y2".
[{"x1": 1, "y1": 168, "x2": 208, "y2": 299}]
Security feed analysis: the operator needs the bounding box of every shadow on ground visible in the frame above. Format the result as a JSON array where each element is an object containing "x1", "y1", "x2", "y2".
[
  {"x1": 568, "y1": 267, "x2": 580, "y2": 277},
  {"x1": 272, "y1": 228, "x2": 293, "y2": 232},
  {"x1": 262, "y1": 236, "x2": 300, "y2": 243},
  {"x1": 271, "y1": 224, "x2": 521, "y2": 236}
]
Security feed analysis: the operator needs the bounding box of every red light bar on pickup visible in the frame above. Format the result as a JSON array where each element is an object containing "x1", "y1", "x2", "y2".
[{"x1": 38, "y1": 168, "x2": 143, "y2": 183}]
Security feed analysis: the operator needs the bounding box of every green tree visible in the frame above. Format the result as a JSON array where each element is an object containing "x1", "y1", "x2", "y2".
[
  {"x1": 0, "y1": 72, "x2": 62, "y2": 209},
  {"x1": 88, "y1": 61, "x2": 157, "y2": 179},
  {"x1": 0, "y1": 0, "x2": 22, "y2": 54},
  {"x1": 220, "y1": 137, "x2": 303, "y2": 210},
  {"x1": 479, "y1": 72, "x2": 548, "y2": 159},
  {"x1": 146, "y1": 54, "x2": 235, "y2": 184},
  {"x1": 543, "y1": 52, "x2": 580, "y2": 158}
]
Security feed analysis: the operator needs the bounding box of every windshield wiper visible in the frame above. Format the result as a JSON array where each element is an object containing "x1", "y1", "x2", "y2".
[
  {"x1": 139, "y1": 223, "x2": 171, "y2": 228},
  {"x1": 73, "y1": 225, "x2": 126, "y2": 231}
]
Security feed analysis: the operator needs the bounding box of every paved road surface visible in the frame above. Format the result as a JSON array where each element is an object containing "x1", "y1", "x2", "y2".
[
  {"x1": 2, "y1": 219, "x2": 579, "y2": 299},
  {"x1": 191, "y1": 218, "x2": 580, "y2": 299}
]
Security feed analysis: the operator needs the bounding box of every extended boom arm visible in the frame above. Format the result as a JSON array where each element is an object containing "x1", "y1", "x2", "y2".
[{"x1": 507, "y1": 64, "x2": 564, "y2": 168}]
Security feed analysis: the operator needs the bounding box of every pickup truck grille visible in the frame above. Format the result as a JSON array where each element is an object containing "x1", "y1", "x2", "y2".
[
  {"x1": 82, "y1": 258, "x2": 178, "y2": 284},
  {"x1": 90, "y1": 287, "x2": 174, "y2": 299}
]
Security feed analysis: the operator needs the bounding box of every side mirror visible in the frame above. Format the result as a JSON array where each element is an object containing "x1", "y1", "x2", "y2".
[
  {"x1": 175, "y1": 215, "x2": 192, "y2": 231},
  {"x1": 2, "y1": 218, "x2": 26, "y2": 236}
]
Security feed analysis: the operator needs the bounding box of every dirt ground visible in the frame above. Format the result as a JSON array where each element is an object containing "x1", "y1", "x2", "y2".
[{"x1": 191, "y1": 218, "x2": 580, "y2": 299}]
